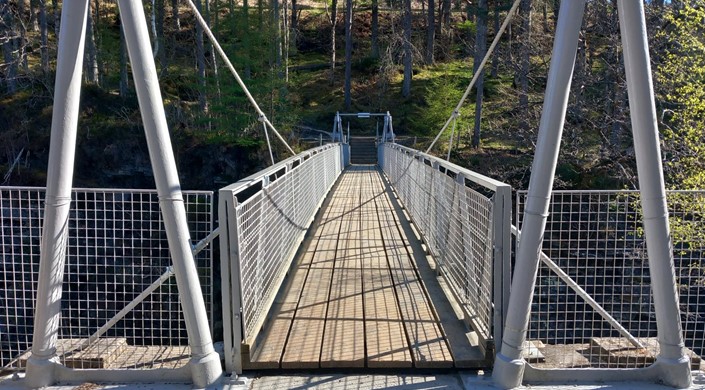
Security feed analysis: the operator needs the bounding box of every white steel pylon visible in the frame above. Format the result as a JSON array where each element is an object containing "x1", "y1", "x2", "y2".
[
  {"x1": 24, "y1": 0, "x2": 222, "y2": 387},
  {"x1": 492, "y1": 1, "x2": 691, "y2": 388}
]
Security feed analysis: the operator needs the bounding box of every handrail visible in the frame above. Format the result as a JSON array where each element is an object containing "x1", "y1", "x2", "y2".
[
  {"x1": 220, "y1": 143, "x2": 342, "y2": 197},
  {"x1": 381, "y1": 142, "x2": 508, "y2": 191}
]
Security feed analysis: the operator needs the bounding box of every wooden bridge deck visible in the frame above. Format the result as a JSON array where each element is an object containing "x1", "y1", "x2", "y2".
[{"x1": 243, "y1": 165, "x2": 486, "y2": 370}]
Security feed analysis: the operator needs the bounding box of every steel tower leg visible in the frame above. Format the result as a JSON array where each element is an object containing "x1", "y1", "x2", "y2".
[
  {"x1": 618, "y1": 1, "x2": 691, "y2": 387},
  {"x1": 117, "y1": 0, "x2": 222, "y2": 387},
  {"x1": 492, "y1": 2, "x2": 586, "y2": 388},
  {"x1": 25, "y1": 0, "x2": 91, "y2": 387}
]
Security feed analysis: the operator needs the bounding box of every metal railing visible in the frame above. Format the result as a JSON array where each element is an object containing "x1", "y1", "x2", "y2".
[
  {"x1": 219, "y1": 143, "x2": 347, "y2": 374},
  {"x1": 0, "y1": 187, "x2": 214, "y2": 372},
  {"x1": 379, "y1": 143, "x2": 511, "y2": 353},
  {"x1": 517, "y1": 190, "x2": 705, "y2": 369}
]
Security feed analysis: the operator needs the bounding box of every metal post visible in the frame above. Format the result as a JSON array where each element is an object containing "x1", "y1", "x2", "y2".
[
  {"x1": 117, "y1": 0, "x2": 222, "y2": 387},
  {"x1": 492, "y1": 184, "x2": 512, "y2": 355},
  {"x1": 387, "y1": 112, "x2": 395, "y2": 143},
  {"x1": 25, "y1": 0, "x2": 90, "y2": 387},
  {"x1": 492, "y1": 2, "x2": 585, "y2": 388},
  {"x1": 330, "y1": 112, "x2": 340, "y2": 142},
  {"x1": 618, "y1": 1, "x2": 691, "y2": 387},
  {"x1": 347, "y1": 121, "x2": 350, "y2": 143}
]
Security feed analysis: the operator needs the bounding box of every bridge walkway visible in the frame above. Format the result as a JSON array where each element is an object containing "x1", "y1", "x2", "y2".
[{"x1": 242, "y1": 165, "x2": 485, "y2": 370}]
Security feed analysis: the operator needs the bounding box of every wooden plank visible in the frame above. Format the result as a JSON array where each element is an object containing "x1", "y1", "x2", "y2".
[
  {"x1": 247, "y1": 267, "x2": 308, "y2": 369},
  {"x1": 320, "y1": 269, "x2": 365, "y2": 367},
  {"x1": 320, "y1": 167, "x2": 365, "y2": 367},
  {"x1": 369, "y1": 170, "x2": 454, "y2": 368},
  {"x1": 280, "y1": 173, "x2": 358, "y2": 369},
  {"x1": 360, "y1": 170, "x2": 413, "y2": 368}
]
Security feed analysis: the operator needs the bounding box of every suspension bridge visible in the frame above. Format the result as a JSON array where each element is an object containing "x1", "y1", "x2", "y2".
[{"x1": 1, "y1": 0, "x2": 704, "y2": 389}]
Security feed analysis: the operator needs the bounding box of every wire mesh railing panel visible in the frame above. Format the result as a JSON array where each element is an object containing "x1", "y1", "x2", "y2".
[
  {"x1": 229, "y1": 145, "x2": 343, "y2": 344},
  {"x1": 380, "y1": 144, "x2": 506, "y2": 344},
  {"x1": 0, "y1": 188, "x2": 213, "y2": 371},
  {"x1": 517, "y1": 190, "x2": 705, "y2": 369}
]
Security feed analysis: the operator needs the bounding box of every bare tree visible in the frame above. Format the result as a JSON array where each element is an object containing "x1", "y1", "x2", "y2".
[
  {"x1": 155, "y1": 0, "x2": 167, "y2": 74},
  {"x1": 195, "y1": 0, "x2": 207, "y2": 112},
  {"x1": 441, "y1": 0, "x2": 451, "y2": 31},
  {"x1": 344, "y1": 0, "x2": 353, "y2": 109},
  {"x1": 1, "y1": 0, "x2": 17, "y2": 94},
  {"x1": 38, "y1": 0, "x2": 48, "y2": 74},
  {"x1": 172, "y1": 0, "x2": 180, "y2": 31},
  {"x1": 52, "y1": 0, "x2": 58, "y2": 36},
  {"x1": 517, "y1": 0, "x2": 531, "y2": 129},
  {"x1": 273, "y1": 0, "x2": 282, "y2": 70},
  {"x1": 402, "y1": 0, "x2": 412, "y2": 97},
  {"x1": 291, "y1": 0, "x2": 298, "y2": 50},
  {"x1": 119, "y1": 22, "x2": 129, "y2": 98},
  {"x1": 85, "y1": 0, "x2": 99, "y2": 85},
  {"x1": 491, "y1": 0, "x2": 500, "y2": 78},
  {"x1": 283, "y1": 0, "x2": 289, "y2": 81},
  {"x1": 329, "y1": 0, "x2": 338, "y2": 82},
  {"x1": 426, "y1": 0, "x2": 435, "y2": 64},
  {"x1": 371, "y1": 0, "x2": 378, "y2": 58},
  {"x1": 472, "y1": 0, "x2": 487, "y2": 147}
]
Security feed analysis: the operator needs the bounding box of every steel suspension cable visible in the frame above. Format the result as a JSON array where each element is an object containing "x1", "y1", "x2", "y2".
[
  {"x1": 184, "y1": 0, "x2": 296, "y2": 157},
  {"x1": 426, "y1": 0, "x2": 522, "y2": 154}
]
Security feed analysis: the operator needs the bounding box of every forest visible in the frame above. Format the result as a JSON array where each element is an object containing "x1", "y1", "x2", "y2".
[{"x1": 0, "y1": 0, "x2": 703, "y2": 192}]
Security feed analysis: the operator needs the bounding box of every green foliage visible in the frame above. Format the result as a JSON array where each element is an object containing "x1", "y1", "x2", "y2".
[
  {"x1": 196, "y1": 7, "x2": 299, "y2": 155},
  {"x1": 455, "y1": 20, "x2": 477, "y2": 35},
  {"x1": 656, "y1": 3, "x2": 705, "y2": 190}
]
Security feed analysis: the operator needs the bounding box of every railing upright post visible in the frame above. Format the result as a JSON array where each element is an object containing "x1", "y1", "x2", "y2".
[
  {"x1": 618, "y1": 1, "x2": 690, "y2": 387},
  {"x1": 219, "y1": 191, "x2": 244, "y2": 375},
  {"x1": 492, "y1": 184, "x2": 512, "y2": 356},
  {"x1": 26, "y1": 0, "x2": 90, "y2": 386}
]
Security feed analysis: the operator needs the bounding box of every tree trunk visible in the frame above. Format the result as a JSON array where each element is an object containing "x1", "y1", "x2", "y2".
[
  {"x1": 329, "y1": 0, "x2": 338, "y2": 82},
  {"x1": 30, "y1": 0, "x2": 39, "y2": 32},
  {"x1": 85, "y1": 1, "x2": 99, "y2": 85},
  {"x1": 119, "y1": 23, "x2": 129, "y2": 98},
  {"x1": 466, "y1": 2, "x2": 474, "y2": 57},
  {"x1": 18, "y1": 0, "x2": 28, "y2": 71},
  {"x1": 1, "y1": 0, "x2": 17, "y2": 94},
  {"x1": 172, "y1": 0, "x2": 180, "y2": 31},
  {"x1": 491, "y1": 0, "x2": 499, "y2": 78},
  {"x1": 283, "y1": 0, "x2": 289, "y2": 82},
  {"x1": 441, "y1": 0, "x2": 451, "y2": 31},
  {"x1": 151, "y1": 0, "x2": 159, "y2": 58},
  {"x1": 52, "y1": 0, "x2": 58, "y2": 37},
  {"x1": 243, "y1": 0, "x2": 251, "y2": 78},
  {"x1": 571, "y1": 29, "x2": 586, "y2": 125},
  {"x1": 195, "y1": 0, "x2": 207, "y2": 112},
  {"x1": 371, "y1": 0, "x2": 379, "y2": 58},
  {"x1": 343, "y1": 0, "x2": 353, "y2": 109},
  {"x1": 542, "y1": 0, "x2": 549, "y2": 32},
  {"x1": 553, "y1": 0, "x2": 559, "y2": 27},
  {"x1": 517, "y1": 0, "x2": 531, "y2": 129},
  {"x1": 39, "y1": 0, "x2": 48, "y2": 74},
  {"x1": 258, "y1": 0, "x2": 264, "y2": 27},
  {"x1": 425, "y1": 0, "x2": 435, "y2": 64},
  {"x1": 273, "y1": 0, "x2": 282, "y2": 71},
  {"x1": 472, "y1": 0, "x2": 487, "y2": 148},
  {"x1": 291, "y1": 0, "x2": 298, "y2": 50},
  {"x1": 402, "y1": 0, "x2": 412, "y2": 97},
  {"x1": 156, "y1": 0, "x2": 167, "y2": 74}
]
